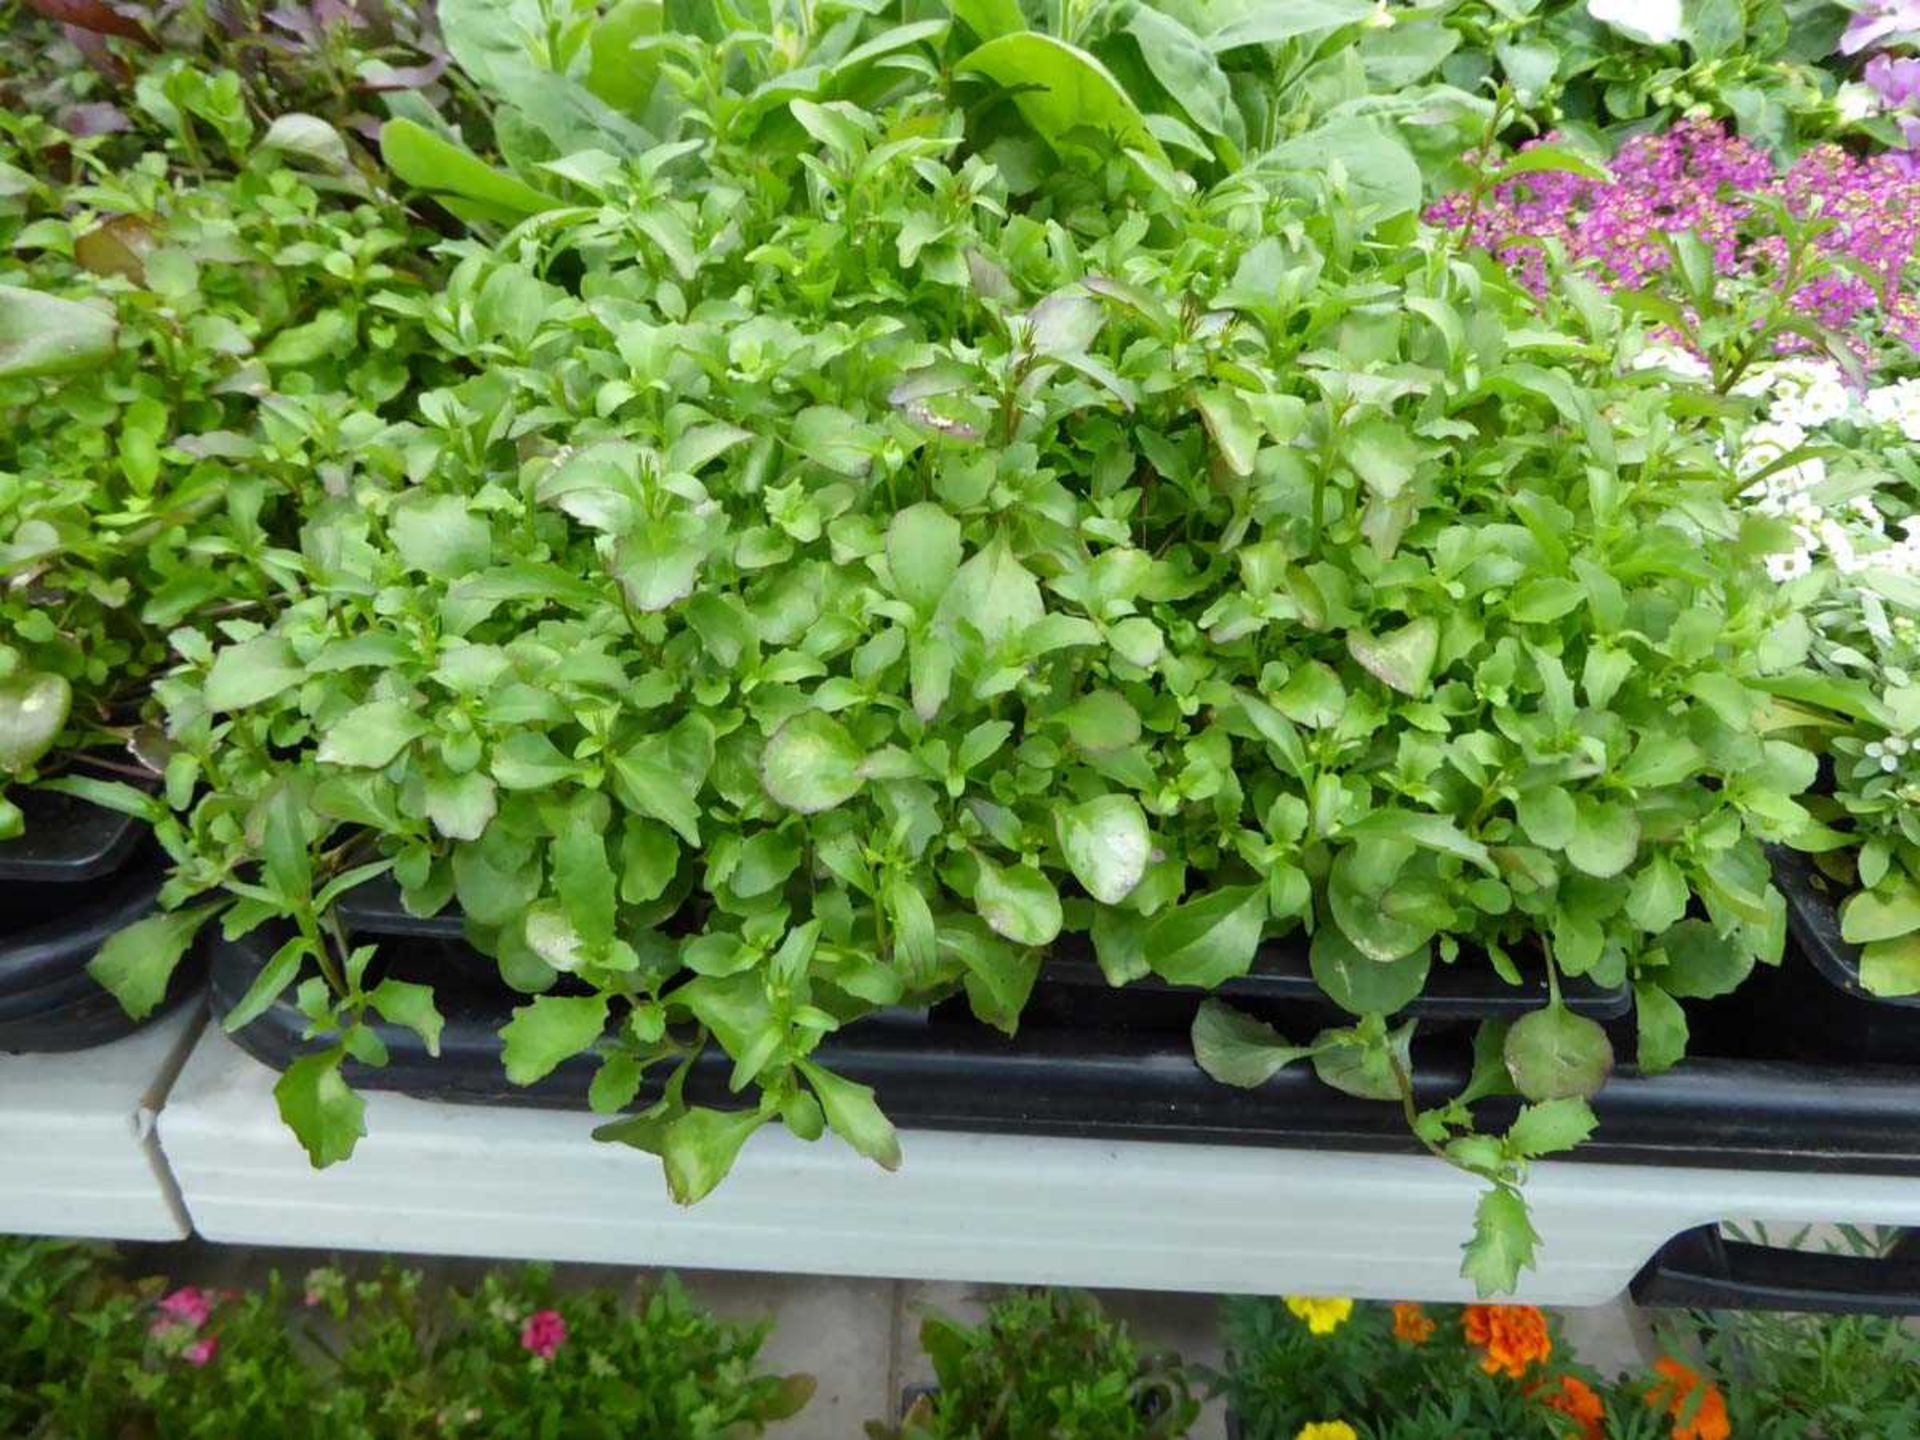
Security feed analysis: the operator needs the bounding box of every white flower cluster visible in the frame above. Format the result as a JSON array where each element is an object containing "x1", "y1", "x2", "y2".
[
  {"x1": 1864, "y1": 732, "x2": 1916, "y2": 774},
  {"x1": 1726, "y1": 360, "x2": 1920, "y2": 584}
]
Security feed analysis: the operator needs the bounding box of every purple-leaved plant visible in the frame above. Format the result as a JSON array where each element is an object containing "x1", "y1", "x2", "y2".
[{"x1": 1428, "y1": 120, "x2": 1920, "y2": 351}]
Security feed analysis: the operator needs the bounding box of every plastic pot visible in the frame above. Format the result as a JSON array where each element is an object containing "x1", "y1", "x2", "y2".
[{"x1": 1770, "y1": 847, "x2": 1920, "y2": 1065}]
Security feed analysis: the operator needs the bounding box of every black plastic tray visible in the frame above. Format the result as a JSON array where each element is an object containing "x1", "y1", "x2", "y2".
[
  {"x1": 213, "y1": 920, "x2": 1920, "y2": 1175},
  {"x1": 0, "y1": 785, "x2": 146, "y2": 883},
  {"x1": 335, "y1": 878, "x2": 1632, "y2": 1030},
  {"x1": 1771, "y1": 847, "x2": 1920, "y2": 1065},
  {"x1": 0, "y1": 847, "x2": 204, "y2": 1053},
  {"x1": 1632, "y1": 1225, "x2": 1920, "y2": 1315}
]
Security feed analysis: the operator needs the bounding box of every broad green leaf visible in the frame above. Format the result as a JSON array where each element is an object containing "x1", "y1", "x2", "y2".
[
  {"x1": 368, "y1": 978, "x2": 445, "y2": 1057},
  {"x1": 1657, "y1": 919, "x2": 1754, "y2": 999},
  {"x1": 1503, "y1": 1005, "x2": 1613, "y2": 1101},
  {"x1": 390, "y1": 494, "x2": 491, "y2": 577},
  {"x1": 1059, "y1": 690, "x2": 1141, "y2": 752},
  {"x1": 554, "y1": 808, "x2": 618, "y2": 951},
  {"x1": 952, "y1": 0, "x2": 1025, "y2": 40},
  {"x1": 796, "y1": 1059, "x2": 902, "y2": 1170},
  {"x1": 585, "y1": 0, "x2": 663, "y2": 115},
  {"x1": 89, "y1": 905, "x2": 217, "y2": 1021},
  {"x1": 1191, "y1": 998, "x2": 1313, "y2": 1088},
  {"x1": 1206, "y1": 0, "x2": 1373, "y2": 50},
  {"x1": 612, "y1": 716, "x2": 712, "y2": 844},
  {"x1": 1625, "y1": 853, "x2": 1690, "y2": 934},
  {"x1": 424, "y1": 770, "x2": 498, "y2": 842},
  {"x1": 205, "y1": 636, "x2": 304, "y2": 712},
  {"x1": 942, "y1": 538, "x2": 1045, "y2": 648},
  {"x1": 1310, "y1": 1023, "x2": 1410, "y2": 1101},
  {"x1": 379, "y1": 119, "x2": 560, "y2": 225},
  {"x1": 886, "y1": 503, "x2": 962, "y2": 614},
  {"x1": 1346, "y1": 617, "x2": 1438, "y2": 697},
  {"x1": 1564, "y1": 796, "x2": 1640, "y2": 878},
  {"x1": 317, "y1": 700, "x2": 428, "y2": 769},
  {"x1": 1125, "y1": 6, "x2": 1241, "y2": 149},
  {"x1": 613, "y1": 510, "x2": 711, "y2": 612},
  {"x1": 274, "y1": 1050, "x2": 367, "y2": 1169},
  {"x1": 1862, "y1": 935, "x2": 1920, "y2": 997},
  {"x1": 1840, "y1": 886, "x2": 1920, "y2": 945},
  {"x1": 761, "y1": 711, "x2": 867, "y2": 814},
  {"x1": 1055, "y1": 794, "x2": 1151, "y2": 905},
  {"x1": 790, "y1": 405, "x2": 882, "y2": 477},
  {"x1": 499, "y1": 993, "x2": 609, "y2": 1085},
  {"x1": 956, "y1": 33, "x2": 1167, "y2": 164},
  {"x1": 1195, "y1": 387, "x2": 1260, "y2": 476},
  {"x1": 0, "y1": 672, "x2": 69, "y2": 774},
  {"x1": 1145, "y1": 885, "x2": 1266, "y2": 987},
  {"x1": 1461, "y1": 1183, "x2": 1539, "y2": 1297},
  {"x1": 660, "y1": 1106, "x2": 767, "y2": 1204},
  {"x1": 1260, "y1": 117, "x2": 1422, "y2": 222},
  {"x1": 1310, "y1": 925, "x2": 1428, "y2": 1016},
  {"x1": 974, "y1": 856, "x2": 1063, "y2": 947},
  {"x1": 1633, "y1": 981, "x2": 1689, "y2": 1073},
  {"x1": 0, "y1": 285, "x2": 117, "y2": 379}
]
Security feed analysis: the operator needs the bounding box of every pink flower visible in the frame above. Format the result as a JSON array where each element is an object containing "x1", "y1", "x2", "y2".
[
  {"x1": 156, "y1": 1287, "x2": 212, "y2": 1329},
  {"x1": 183, "y1": 1337, "x2": 218, "y2": 1368},
  {"x1": 520, "y1": 1309, "x2": 567, "y2": 1360}
]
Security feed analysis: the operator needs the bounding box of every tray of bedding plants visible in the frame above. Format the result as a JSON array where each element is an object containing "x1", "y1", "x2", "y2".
[
  {"x1": 0, "y1": 780, "x2": 201, "y2": 1053},
  {"x1": 205, "y1": 876, "x2": 1920, "y2": 1177}
]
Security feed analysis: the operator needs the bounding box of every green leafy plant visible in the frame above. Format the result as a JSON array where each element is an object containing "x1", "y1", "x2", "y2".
[
  {"x1": 867, "y1": 1288, "x2": 1198, "y2": 1440},
  {"x1": 43, "y1": 5, "x2": 1823, "y2": 1297},
  {"x1": 0, "y1": 85, "x2": 439, "y2": 839},
  {"x1": 0, "y1": 1237, "x2": 812, "y2": 1440}
]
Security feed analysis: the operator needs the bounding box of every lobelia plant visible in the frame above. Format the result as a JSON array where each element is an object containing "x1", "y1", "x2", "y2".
[{"x1": 0, "y1": 84, "x2": 439, "y2": 842}]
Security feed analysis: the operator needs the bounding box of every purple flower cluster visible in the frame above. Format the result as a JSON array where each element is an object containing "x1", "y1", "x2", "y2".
[{"x1": 1427, "y1": 120, "x2": 1920, "y2": 351}]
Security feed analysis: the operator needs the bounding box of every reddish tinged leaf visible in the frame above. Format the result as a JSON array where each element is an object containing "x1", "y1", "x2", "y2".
[{"x1": 28, "y1": 0, "x2": 156, "y2": 48}]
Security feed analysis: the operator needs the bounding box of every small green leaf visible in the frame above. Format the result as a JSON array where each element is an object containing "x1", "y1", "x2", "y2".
[
  {"x1": 221, "y1": 936, "x2": 308, "y2": 1034},
  {"x1": 424, "y1": 770, "x2": 498, "y2": 842},
  {"x1": 660, "y1": 1105, "x2": 767, "y2": 1204},
  {"x1": 1862, "y1": 935, "x2": 1920, "y2": 997},
  {"x1": 89, "y1": 905, "x2": 217, "y2": 1021},
  {"x1": 273, "y1": 1050, "x2": 367, "y2": 1169},
  {"x1": 1840, "y1": 886, "x2": 1920, "y2": 945},
  {"x1": 1191, "y1": 999, "x2": 1313, "y2": 1088},
  {"x1": 1506, "y1": 1097, "x2": 1597, "y2": 1158},
  {"x1": 368, "y1": 978, "x2": 445, "y2": 1057},
  {"x1": 1503, "y1": 1005, "x2": 1614, "y2": 1101},
  {"x1": 0, "y1": 284, "x2": 117, "y2": 379},
  {"x1": 761, "y1": 711, "x2": 867, "y2": 814},
  {"x1": 886, "y1": 503, "x2": 962, "y2": 614},
  {"x1": 499, "y1": 993, "x2": 609, "y2": 1086},
  {"x1": 1145, "y1": 885, "x2": 1266, "y2": 987},
  {"x1": 1059, "y1": 691, "x2": 1141, "y2": 752},
  {"x1": 796, "y1": 1059, "x2": 901, "y2": 1170},
  {"x1": 317, "y1": 700, "x2": 428, "y2": 769},
  {"x1": 0, "y1": 672, "x2": 70, "y2": 775},
  {"x1": 1657, "y1": 919, "x2": 1754, "y2": 999},
  {"x1": 1634, "y1": 981, "x2": 1689, "y2": 1073},
  {"x1": 1564, "y1": 796, "x2": 1640, "y2": 878},
  {"x1": 973, "y1": 856, "x2": 1063, "y2": 947},
  {"x1": 1461, "y1": 1183, "x2": 1539, "y2": 1297},
  {"x1": 584, "y1": 0, "x2": 663, "y2": 114},
  {"x1": 1310, "y1": 926, "x2": 1429, "y2": 1016},
  {"x1": 1346, "y1": 617, "x2": 1438, "y2": 697},
  {"x1": 1055, "y1": 794, "x2": 1151, "y2": 905},
  {"x1": 205, "y1": 636, "x2": 304, "y2": 712}
]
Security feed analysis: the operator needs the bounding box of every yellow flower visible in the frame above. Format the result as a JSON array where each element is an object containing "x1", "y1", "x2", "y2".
[
  {"x1": 1295, "y1": 1424, "x2": 1358, "y2": 1440},
  {"x1": 1284, "y1": 1295, "x2": 1354, "y2": 1336}
]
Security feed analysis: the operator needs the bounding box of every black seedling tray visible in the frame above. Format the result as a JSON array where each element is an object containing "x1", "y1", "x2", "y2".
[
  {"x1": 214, "y1": 915, "x2": 1920, "y2": 1176},
  {"x1": 1631, "y1": 1224, "x2": 1920, "y2": 1315},
  {"x1": 1770, "y1": 847, "x2": 1920, "y2": 1066},
  {"x1": 336, "y1": 876, "x2": 1631, "y2": 1035},
  {"x1": 0, "y1": 846, "x2": 203, "y2": 1053},
  {"x1": 0, "y1": 784, "x2": 146, "y2": 883}
]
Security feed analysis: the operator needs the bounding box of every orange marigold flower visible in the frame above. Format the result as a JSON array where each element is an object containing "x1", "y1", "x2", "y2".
[
  {"x1": 1463, "y1": 1304, "x2": 1552, "y2": 1379},
  {"x1": 1391, "y1": 1302, "x2": 1435, "y2": 1345},
  {"x1": 1543, "y1": 1375, "x2": 1606, "y2": 1440},
  {"x1": 1645, "y1": 1357, "x2": 1731, "y2": 1440}
]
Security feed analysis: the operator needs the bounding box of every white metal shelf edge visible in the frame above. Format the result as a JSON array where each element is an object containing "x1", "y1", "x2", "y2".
[
  {"x1": 159, "y1": 1028, "x2": 1920, "y2": 1304},
  {"x1": 0, "y1": 1005, "x2": 204, "y2": 1242}
]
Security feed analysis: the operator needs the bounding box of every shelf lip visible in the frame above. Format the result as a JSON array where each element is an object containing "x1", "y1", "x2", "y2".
[{"x1": 159, "y1": 1026, "x2": 1920, "y2": 1307}]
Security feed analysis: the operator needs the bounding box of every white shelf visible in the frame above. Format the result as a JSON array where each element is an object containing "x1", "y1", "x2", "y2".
[
  {"x1": 158, "y1": 1027, "x2": 1920, "y2": 1303},
  {"x1": 0, "y1": 1005, "x2": 203, "y2": 1242}
]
